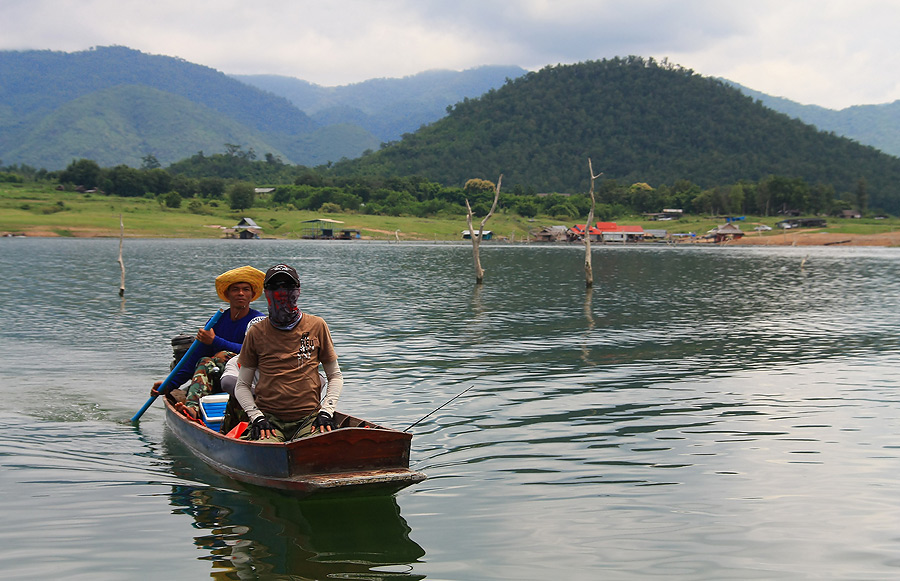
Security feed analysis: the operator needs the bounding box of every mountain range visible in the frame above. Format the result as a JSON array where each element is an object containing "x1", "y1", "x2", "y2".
[
  {"x1": 2, "y1": 46, "x2": 900, "y2": 212},
  {"x1": 231, "y1": 65, "x2": 527, "y2": 144},
  {"x1": 0, "y1": 46, "x2": 523, "y2": 169}
]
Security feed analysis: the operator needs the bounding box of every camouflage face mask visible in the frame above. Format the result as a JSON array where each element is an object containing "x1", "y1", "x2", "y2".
[{"x1": 265, "y1": 287, "x2": 301, "y2": 330}]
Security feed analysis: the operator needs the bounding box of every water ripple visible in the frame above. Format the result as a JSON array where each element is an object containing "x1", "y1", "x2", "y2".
[{"x1": 3, "y1": 239, "x2": 900, "y2": 579}]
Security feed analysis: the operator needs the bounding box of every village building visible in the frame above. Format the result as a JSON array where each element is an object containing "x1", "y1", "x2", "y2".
[
  {"x1": 301, "y1": 218, "x2": 345, "y2": 239},
  {"x1": 336, "y1": 228, "x2": 361, "y2": 240},
  {"x1": 569, "y1": 222, "x2": 646, "y2": 243},
  {"x1": 709, "y1": 223, "x2": 744, "y2": 243},
  {"x1": 643, "y1": 229, "x2": 668, "y2": 240},
  {"x1": 568, "y1": 224, "x2": 587, "y2": 240},
  {"x1": 462, "y1": 230, "x2": 493, "y2": 240},
  {"x1": 775, "y1": 218, "x2": 828, "y2": 229},
  {"x1": 224, "y1": 217, "x2": 262, "y2": 239},
  {"x1": 643, "y1": 209, "x2": 683, "y2": 221},
  {"x1": 595, "y1": 222, "x2": 645, "y2": 242},
  {"x1": 532, "y1": 225, "x2": 568, "y2": 242}
]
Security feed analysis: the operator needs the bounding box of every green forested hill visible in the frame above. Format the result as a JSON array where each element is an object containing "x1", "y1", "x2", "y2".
[
  {"x1": 3, "y1": 85, "x2": 291, "y2": 168},
  {"x1": 335, "y1": 57, "x2": 900, "y2": 213},
  {"x1": 0, "y1": 46, "x2": 314, "y2": 133},
  {"x1": 0, "y1": 47, "x2": 522, "y2": 171},
  {"x1": 0, "y1": 46, "x2": 318, "y2": 168}
]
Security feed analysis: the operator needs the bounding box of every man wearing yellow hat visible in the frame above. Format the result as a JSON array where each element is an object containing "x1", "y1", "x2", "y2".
[{"x1": 152, "y1": 265, "x2": 266, "y2": 420}]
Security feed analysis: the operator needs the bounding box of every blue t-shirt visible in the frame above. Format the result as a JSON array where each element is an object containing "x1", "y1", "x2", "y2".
[{"x1": 169, "y1": 307, "x2": 265, "y2": 388}]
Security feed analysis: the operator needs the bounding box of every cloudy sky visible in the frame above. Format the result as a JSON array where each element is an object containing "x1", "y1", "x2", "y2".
[{"x1": 2, "y1": 0, "x2": 898, "y2": 110}]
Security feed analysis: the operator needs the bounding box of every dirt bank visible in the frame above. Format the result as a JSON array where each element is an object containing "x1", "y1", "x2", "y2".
[
  {"x1": 5, "y1": 227, "x2": 900, "y2": 246},
  {"x1": 726, "y1": 230, "x2": 900, "y2": 247},
  {"x1": 2, "y1": 227, "x2": 119, "y2": 238}
]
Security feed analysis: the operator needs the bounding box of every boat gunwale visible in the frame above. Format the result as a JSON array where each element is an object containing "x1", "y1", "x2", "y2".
[{"x1": 163, "y1": 396, "x2": 426, "y2": 495}]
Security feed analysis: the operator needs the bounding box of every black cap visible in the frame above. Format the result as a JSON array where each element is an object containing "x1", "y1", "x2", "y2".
[{"x1": 264, "y1": 263, "x2": 300, "y2": 288}]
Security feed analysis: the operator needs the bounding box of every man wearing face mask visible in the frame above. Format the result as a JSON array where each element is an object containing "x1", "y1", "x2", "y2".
[{"x1": 233, "y1": 263, "x2": 344, "y2": 442}]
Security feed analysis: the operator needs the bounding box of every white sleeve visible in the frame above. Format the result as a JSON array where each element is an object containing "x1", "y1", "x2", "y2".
[
  {"x1": 234, "y1": 364, "x2": 264, "y2": 422},
  {"x1": 220, "y1": 356, "x2": 240, "y2": 396},
  {"x1": 320, "y1": 359, "x2": 344, "y2": 416}
]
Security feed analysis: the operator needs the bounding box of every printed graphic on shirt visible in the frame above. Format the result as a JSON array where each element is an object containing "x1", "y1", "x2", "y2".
[{"x1": 297, "y1": 332, "x2": 315, "y2": 363}]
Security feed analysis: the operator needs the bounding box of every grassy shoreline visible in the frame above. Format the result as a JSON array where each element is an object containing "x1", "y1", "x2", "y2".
[{"x1": 3, "y1": 183, "x2": 898, "y2": 246}]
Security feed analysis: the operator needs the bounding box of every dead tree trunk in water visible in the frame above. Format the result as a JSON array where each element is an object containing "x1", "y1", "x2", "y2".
[
  {"x1": 465, "y1": 175, "x2": 501, "y2": 285},
  {"x1": 117, "y1": 214, "x2": 125, "y2": 297},
  {"x1": 584, "y1": 160, "x2": 603, "y2": 288}
]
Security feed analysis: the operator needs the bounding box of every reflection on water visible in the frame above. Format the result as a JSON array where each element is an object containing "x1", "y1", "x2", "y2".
[
  {"x1": 581, "y1": 286, "x2": 595, "y2": 365},
  {"x1": 163, "y1": 434, "x2": 425, "y2": 580},
  {"x1": 2, "y1": 239, "x2": 900, "y2": 579}
]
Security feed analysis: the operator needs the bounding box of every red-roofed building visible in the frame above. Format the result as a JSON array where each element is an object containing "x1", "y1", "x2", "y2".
[
  {"x1": 570, "y1": 224, "x2": 587, "y2": 237},
  {"x1": 595, "y1": 222, "x2": 644, "y2": 242},
  {"x1": 619, "y1": 225, "x2": 645, "y2": 238},
  {"x1": 570, "y1": 222, "x2": 646, "y2": 242}
]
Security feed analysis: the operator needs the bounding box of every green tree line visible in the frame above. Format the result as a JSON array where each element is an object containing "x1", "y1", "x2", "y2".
[{"x1": 2, "y1": 149, "x2": 869, "y2": 219}]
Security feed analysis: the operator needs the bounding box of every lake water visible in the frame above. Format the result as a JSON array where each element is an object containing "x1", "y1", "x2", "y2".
[{"x1": 1, "y1": 238, "x2": 899, "y2": 580}]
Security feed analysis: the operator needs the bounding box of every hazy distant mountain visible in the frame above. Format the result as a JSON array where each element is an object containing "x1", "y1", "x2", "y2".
[
  {"x1": 335, "y1": 57, "x2": 900, "y2": 213},
  {"x1": 0, "y1": 47, "x2": 521, "y2": 170},
  {"x1": 727, "y1": 82, "x2": 900, "y2": 157},
  {"x1": 0, "y1": 46, "x2": 337, "y2": 169},
  {"x1": 232, "y1": 66, "x2": 528, "y2": 142},
  {"x1": 3, "y1": 84, "x2": 290, "y2": 169}
]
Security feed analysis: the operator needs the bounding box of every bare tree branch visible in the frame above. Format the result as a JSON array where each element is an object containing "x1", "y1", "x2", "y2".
[
  {"x1": 584, "y1": 160, "x2": 602, "y2": 288},
  {"x1": 466, "y1": 175, "x2": 502, "y2": 285},
  {"x1": 118, "y1": 214, "x2": 125, "y2": 297}
]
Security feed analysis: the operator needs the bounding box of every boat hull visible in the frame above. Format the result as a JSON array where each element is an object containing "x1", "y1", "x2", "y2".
[{"x1": 164, "y1": 398, "x2": 426, "y2": 496}]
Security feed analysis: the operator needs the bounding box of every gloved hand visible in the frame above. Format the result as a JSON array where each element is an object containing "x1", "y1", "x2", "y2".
[
  {"x1": 313, "y1": 411, "x2": 335, "y2": 432},
  {"x1": 250, "y1": 416, "x2": 274, "y2": 440}
]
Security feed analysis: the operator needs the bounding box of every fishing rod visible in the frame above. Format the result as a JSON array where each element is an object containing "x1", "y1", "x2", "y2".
[{"x1": 404, "y1": 384, "x2": 475, "y2": 433}]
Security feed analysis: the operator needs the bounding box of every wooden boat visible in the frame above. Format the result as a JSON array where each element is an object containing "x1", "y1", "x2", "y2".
[{"x1": 163, "y1": 396, "x2": 426, "y2": 496}]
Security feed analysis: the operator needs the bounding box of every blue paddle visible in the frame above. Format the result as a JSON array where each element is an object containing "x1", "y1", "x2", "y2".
[{"x1": 130, "y1": 309, "x2": 224, "y2": 423}]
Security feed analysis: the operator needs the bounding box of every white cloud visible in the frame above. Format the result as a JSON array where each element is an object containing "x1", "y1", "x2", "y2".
[
  {"x1": 665, "y1": 1, "x2": 900, "y2": 108},
  {"x1": 1, "y1": 0, "x2": 899, "y2": 108}
]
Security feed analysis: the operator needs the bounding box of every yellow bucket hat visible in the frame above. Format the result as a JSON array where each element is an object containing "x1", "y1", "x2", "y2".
[{"x1": 215, "y1": 266, "x2": 265, "y2": 302}]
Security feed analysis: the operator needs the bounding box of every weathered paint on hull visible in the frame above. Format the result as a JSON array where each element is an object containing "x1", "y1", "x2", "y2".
[{"x1": 164, "y1": 399, "x2": 426, "y2": 496}]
